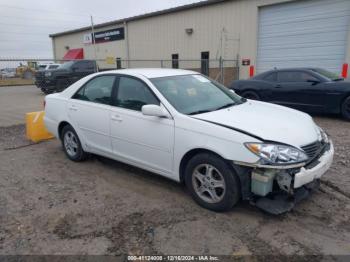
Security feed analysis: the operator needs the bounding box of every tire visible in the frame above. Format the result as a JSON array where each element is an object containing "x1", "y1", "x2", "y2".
[
  {"x1": 61, "y1": 125, "x2": 88, "y2": 162},
  {"x1": 341, "y1": 96, "x2": 350, "y2": 121},
  {"x1": 56, "y1": 78, "x2": 70, "y2": 92},
  {"x1": 241, "y1": 91, "x2": 260, "y2": 101},
  {"x1": 185, "y1": 153, "x2": 241, "y2": 212}
]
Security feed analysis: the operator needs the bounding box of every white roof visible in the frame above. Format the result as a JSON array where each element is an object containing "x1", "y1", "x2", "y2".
[{"x1": 105, "y1": 68, "x2": 199, "y2": 78}]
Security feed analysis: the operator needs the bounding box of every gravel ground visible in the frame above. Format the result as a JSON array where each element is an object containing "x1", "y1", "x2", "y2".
[{"x1": 0, "y1": 116, "x2": 349, "y2": 257}]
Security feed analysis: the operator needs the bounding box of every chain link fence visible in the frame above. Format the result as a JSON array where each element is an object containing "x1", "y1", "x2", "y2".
[{"x1": 0, "y1": 58, "x2": 239, "y2": 91}]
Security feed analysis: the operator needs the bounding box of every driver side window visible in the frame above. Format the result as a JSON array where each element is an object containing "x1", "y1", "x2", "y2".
[
  {"x1": 114, "y1": 76, "x2": 159, "y2": 111},
  {"x1": 278, "y1": 71, "x2": 319, "y2": 82}
]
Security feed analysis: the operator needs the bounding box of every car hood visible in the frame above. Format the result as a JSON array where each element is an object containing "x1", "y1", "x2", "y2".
[{"x1": 193, "y1": 100, "x2": 319, "y2": 147}]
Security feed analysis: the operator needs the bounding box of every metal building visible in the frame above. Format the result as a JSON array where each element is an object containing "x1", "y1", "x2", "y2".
[{"x1": 50, "y1": 0, "x2": 350, "y2": 80}]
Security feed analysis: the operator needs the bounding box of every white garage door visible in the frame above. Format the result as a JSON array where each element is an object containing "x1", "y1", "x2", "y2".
[{"x1": 257, "y1": 0, "x2": 350, "y2": 74}]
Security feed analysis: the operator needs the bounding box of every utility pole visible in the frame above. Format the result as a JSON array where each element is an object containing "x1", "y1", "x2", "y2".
[{"x1": 90, "y1": 15, "x2": 98, "y2": 72}]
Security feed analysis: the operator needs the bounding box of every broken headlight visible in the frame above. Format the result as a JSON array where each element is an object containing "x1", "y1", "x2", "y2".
[{"x1": 245, "y1": 143, "x2": 308, "y2": 165}]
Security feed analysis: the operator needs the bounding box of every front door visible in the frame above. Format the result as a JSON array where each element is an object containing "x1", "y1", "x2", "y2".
[
  {"x1": 67, "y1": 75, "x2": 116, "y2": 154},
  {"x1": 272, "y1": 71, "x2": 325, "y2": 112},
  {"x1": 109, "y1": 75, "x2": 175, "y2": 175}
]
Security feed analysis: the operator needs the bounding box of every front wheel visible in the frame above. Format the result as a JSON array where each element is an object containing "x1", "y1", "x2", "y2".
[
  {"x1": 185, "y1": 153, "x2": 241, "y2": 212},
  {"x1": 61, "y1": 125, "x2": 88, "y2": 162},
  {"x1": 341, "y1": 96, "x2": 350, "y2": 121}
]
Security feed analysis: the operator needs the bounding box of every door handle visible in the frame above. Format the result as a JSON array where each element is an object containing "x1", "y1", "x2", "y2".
[
  {"x1": 69, "y1": 105, "x2": 78, "y2": 111},
  {"x1": 111, "y1": 114, "x2": 123, "y2": 122},
  {"x1": 275, "y1": 84, "x2": 282, "y2": 88}
]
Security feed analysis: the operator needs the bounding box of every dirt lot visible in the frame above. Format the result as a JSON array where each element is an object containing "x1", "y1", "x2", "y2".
[{"x1": 0, "y1": 116, "x2": 349, "y2": 257}]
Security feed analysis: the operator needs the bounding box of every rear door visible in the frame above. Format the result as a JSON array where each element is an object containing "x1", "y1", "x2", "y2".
[{"x1": 67, "y1": 75, "x2": 116, "y2": 155}]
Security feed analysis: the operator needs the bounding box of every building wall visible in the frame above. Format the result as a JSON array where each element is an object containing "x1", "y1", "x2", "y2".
[{"x1": 51, "y1": 0, "x2": 350, "y2": 79}]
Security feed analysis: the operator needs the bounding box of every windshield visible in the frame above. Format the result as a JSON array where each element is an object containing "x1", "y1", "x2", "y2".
[
  {"x1": 311, "y1": 68, "x2": 342, "y2": 81},
  {"x1": 150, "y1": 74, "x2": 244, "y2": 115},
  {"x1": 58, "y1": 61, "x2": 74, "y2": 70}
]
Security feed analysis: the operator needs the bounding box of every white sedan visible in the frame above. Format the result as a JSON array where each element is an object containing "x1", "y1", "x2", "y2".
[{"x1": 44, "y1": 69, "x2": 334, "y2": 214}]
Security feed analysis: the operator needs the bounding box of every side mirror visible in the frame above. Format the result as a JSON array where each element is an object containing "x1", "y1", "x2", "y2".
[
  {"x1": 229, "y1": 89, "x2": 236, "y2": 93},
  {"x1": 142, "y1": 104, "x2": 168, "y2": 118}
]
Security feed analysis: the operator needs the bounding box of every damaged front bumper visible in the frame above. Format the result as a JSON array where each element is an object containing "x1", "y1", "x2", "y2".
[
  {"x1": 234, "y1": 141, "x2": 334, "y2": 214},
  {"x1": 294, "y1": 142, "x2": 334, "y2": 188}
]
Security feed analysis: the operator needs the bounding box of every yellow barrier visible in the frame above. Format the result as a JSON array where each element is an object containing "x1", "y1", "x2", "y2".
[{"x1": 26, "y1": 111, "x2": 54, "y2": 142}]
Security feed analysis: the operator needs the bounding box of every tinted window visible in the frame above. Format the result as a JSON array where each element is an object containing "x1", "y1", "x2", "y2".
[
  {"x1": 59, "y1": 61, "x2": 74, "y2": 69},
  {"x1": 263, "y1": 73, "x2": 277, "y2": 82},
  {"x1": 114, "y1": 76, "x2": 159, "y2": 111},
  {"x1": 74, "y1": 75, "x2": 115, "y2": 105},
  {"x1": 278, "y1": 71, "x2": 318, "y2": 82},
  {"x1": 75, "y1": 61, "x2": 95, "y2": 71},
  {"x1": 311, "y1": 68, "x2": 340, "y2": 81}
]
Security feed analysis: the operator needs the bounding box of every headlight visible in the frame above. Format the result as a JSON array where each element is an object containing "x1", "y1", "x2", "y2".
[
  {"x1": 45, "y1": 72, "x2": 52, "y2": 77},
  {"x1": 245, "y1": 143, "x2": 308, "y2": 165}
]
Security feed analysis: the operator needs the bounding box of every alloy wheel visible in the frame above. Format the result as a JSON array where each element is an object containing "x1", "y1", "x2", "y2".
[
  {"x1": 192, "y1": 164, "x2": 226, "y2": 204},
  {"x1": 64, "y1": 131, "x2": 79, "y2": 157}
]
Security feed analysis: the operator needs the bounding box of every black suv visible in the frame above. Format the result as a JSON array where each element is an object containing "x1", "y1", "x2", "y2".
[{"x1": 35, "y1": 60, "x2": 97, "y2": 94}]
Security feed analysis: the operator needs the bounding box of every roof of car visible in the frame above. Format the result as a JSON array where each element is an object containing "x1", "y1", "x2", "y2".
[
  {"x1": 266, "y1": 67, "x2": 318, "y2": 72},
  {"x1": 102, "y1": 68, "x2": 199, "y2": 78}
]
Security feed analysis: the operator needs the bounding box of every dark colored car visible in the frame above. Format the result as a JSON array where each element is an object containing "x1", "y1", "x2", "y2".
[
  {"x1": 229, "y1": 68, "x2": 350, "y2": 120},
  {"x1": 35, "y1": 60, "x2": 97, "y2": 94}
]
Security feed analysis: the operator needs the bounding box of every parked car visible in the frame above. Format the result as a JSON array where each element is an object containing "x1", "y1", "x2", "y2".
[
  {"x1": 44, "y1": 69, "x2": 334, "y2": 214},
  {"x1": 0, "y1": 68, "x2": 16, "y2": 79},
  {"x1": 35, "y1": 60, "x2": 97, "y2": 94},
  {"x1": 37, "y1": 64, "x2": 61, "y2": 71},
  {"x1": 229, "y1": 68, "x2": 350, "y2": 120}
]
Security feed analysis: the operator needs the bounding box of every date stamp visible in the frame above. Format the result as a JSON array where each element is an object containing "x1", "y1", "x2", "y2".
[{"x1": 127, "y1": 255, "x2": 219, "y2": 261}]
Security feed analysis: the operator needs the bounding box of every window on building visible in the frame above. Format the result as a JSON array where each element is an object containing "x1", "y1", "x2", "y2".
[
  {"x1": 201, "y1": 51, "x2": 209, "y2": 76},
  {"x1": 116, "y1": 58, "x2": 122, "y2": 69},
  {"x1": 172, "y1": 54, "x2": 179, "y2": 69}
]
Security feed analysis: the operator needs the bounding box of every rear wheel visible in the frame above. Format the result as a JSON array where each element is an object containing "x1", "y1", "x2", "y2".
[
  {"x1": 341, "y1": 96, "x2": 350, "y2": 121},
  {"x1": 61, "y1": 125, "x2": 88, "y2": 162},
  {"x1": 241, "y1": 91, "x2": 260, "y2": 101},
  {"x1": 185, "y1": 153, "x2": 241, "y2": 212}
]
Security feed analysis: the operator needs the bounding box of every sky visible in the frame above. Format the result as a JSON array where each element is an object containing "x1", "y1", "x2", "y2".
[{"x1": 0, "y1": 0, "x2": 202, "y2": 59}]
